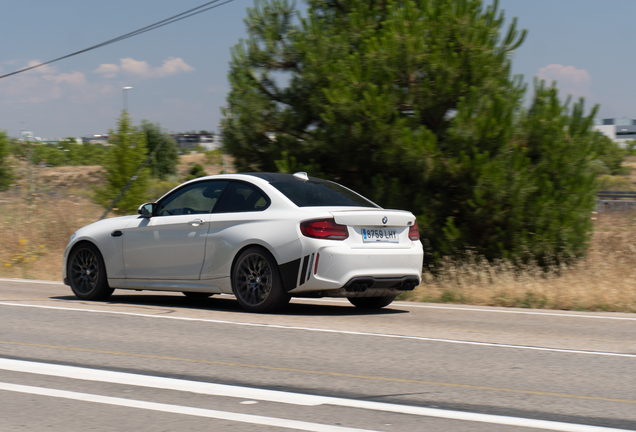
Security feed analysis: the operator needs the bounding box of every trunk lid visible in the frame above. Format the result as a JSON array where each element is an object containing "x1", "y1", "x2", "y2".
[{"x1": 330, "y1": 209, "x2": 415, "y2": 227}]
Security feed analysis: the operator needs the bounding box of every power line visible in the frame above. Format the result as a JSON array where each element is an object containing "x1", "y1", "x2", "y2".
[{"x1": 0, "y1": 0, "x2": 235, "y2": 80}]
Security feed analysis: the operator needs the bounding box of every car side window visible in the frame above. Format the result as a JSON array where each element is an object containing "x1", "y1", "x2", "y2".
[
  {"x1": 214, "y1": 181, "x2": 270, "y2": 213},
  {"x1": 156, "y1": 180, "x2": 229, "y2": 216}
]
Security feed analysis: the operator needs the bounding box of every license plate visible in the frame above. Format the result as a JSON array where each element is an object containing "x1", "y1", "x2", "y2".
[{"x1": 362, "y1": 228, "x2": 399, "y2": 243}]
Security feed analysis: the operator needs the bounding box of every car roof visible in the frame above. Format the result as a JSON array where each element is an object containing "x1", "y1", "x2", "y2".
[{"x1": 240, "y1": 172, "x2": 319, "y2": 183}]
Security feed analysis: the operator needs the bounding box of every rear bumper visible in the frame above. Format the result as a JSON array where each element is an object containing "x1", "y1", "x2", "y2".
[
  {"x1": 327, "y1": 275, "x2": 419, "y2": 298},
  {"x1": 293, "y1": 276, "x2": 418, "y2": 299},
  {"x1": 289, "y1": 241, "x2": 423, "y2": 294}
]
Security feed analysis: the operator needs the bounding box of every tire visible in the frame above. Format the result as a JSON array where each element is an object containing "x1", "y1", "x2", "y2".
[
  {"x1": 348, "y1": 295, "x2": 397, "y2": 309},
  {"x1": 67, "y1": 243, "x2": 114, "y2": 301},
  {"x1": 182, "y1": 292, "x2": 212, "y2": 299},
  {"x1": 231, "y1": 247, "x2": 290, "y2": 313}
]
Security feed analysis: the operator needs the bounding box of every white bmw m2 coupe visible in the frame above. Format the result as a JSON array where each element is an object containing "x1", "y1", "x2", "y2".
[{"x1": 63, "y1": 172, "x2": 423, "y2": 312}]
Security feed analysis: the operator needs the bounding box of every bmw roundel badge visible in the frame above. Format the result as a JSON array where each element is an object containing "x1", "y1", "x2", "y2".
[{"x1": 382, "y1": 216, "x2": 388, "y2": 225}]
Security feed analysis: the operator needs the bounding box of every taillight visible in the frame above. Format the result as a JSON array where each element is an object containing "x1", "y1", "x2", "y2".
[
  {"x1": 300, "y1": 218, "x2": 349, "y2": 240},
  {"x1": 408, "y1": 221, "x2": 420, "y2": 241}
]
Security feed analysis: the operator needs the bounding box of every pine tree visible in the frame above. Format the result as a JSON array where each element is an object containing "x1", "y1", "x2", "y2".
[
  {"x1": 434, "y1": 81, "x2": 599, "y2": 262},
  {"x1": 223, "y1": 0, "x2": 599, "y2": 262},
  {"x1": 94, "y1": 112, "x2": 150, "y2": 215}
]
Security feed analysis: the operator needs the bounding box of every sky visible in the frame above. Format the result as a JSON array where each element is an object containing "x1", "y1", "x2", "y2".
[{"x1": 0, "y1": 0, "x2": 634, "y2": 139}]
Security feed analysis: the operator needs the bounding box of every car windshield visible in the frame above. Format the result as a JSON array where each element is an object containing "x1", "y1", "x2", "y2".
[{"x1": 271, "y1": 179, "x2": 379, "y2": 208}]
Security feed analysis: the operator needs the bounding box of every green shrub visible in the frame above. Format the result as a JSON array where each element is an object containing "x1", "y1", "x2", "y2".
[
  {"x1": 0, "y1": 130, "x2": 13, "y2": 190},
  {"x1": 185, "y1": 164, "x2": 207, "y2": 181},
  {"x1": 597, "y1": 175, "x2": 633, "y2": 191},
  {"x1": 205, "y1": 149, "x2": 223, "y2": 165}
]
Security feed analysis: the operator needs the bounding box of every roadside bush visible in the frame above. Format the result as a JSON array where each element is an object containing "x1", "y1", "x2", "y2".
[
  {"x1": 205, "y1": 149, "x2": 223, "y2": 165},
  {"x1": 594, "y1": 134, "x2": 625, "y2": 175},
  {"x1": 185, "y1": 164, "x2": 207, "y2": 181},
  {"x1": 146, "y1": 176, "x2": 181, "y2": 202},
  {"x1": 597, "y1": 174, "x2": 633, "y2": 191},
  {"x1": 0, "y1": 130, "x2": 13, "y2": 190},
  {"x1": 32, "y1": 140, "x2": 107, "y2": 167}
]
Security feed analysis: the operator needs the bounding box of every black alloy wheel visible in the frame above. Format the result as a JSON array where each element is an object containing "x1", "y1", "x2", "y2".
[
  {"x1": 232, "y1": 247, "x2": 290, "y2": 313},
  {"x1": 68, "y1": 243, "x2": 113, "y2": 301}
]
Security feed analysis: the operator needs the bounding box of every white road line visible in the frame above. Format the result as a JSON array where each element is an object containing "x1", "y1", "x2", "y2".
[
  {"x1": 0, "y1": 359, "x2": 629, "y2": 432},
  {"x1": 395, "y1": 304, "x2": 636, "y2": 321},
  {"x1": 0, "y1": 358, "x2": 325, "y2": 406},
  {"x1": 0, "y1": 278, "x2": 64, "y2": 285},
  {"x1": 0, "y1": 382, "x2": 379, "y2": 432},
  {"x1": 1, "y1": 302, "x2": 634, "y2": 358}
]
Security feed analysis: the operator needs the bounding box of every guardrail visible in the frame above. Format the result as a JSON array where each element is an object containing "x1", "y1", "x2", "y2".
[
  {"x1": 596, "y1": 191, "x2": 636, "y2": 212},
  {"x1": 597, "y1": 191, "x2": 636, "y2": 200}
]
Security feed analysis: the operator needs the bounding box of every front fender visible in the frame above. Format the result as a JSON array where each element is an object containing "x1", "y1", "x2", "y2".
[{"x1": 62, "y1": 215, "x2": 137, "y2": 283}]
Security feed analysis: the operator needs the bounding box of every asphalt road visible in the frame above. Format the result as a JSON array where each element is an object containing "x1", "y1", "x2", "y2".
[{"x1": 1, "y1": 278, "x2": 635, "y2": 431}]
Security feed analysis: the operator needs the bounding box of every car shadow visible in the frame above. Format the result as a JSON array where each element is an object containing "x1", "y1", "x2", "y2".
[{"x1": 50, "y1": 294, "x2": 408, "y2": 317}]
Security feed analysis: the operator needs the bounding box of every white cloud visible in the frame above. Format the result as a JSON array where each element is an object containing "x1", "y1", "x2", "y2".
[
  {"x1": 0, "y1": 62, "x2": 98, "y2": 107},
  {"x1": 155, "y1": 57, "x2": 194, "y2": 77},
  {"x1": 120, "y1": 58, "x2": 152, "y2": 77},
  {"x1": 43, "y1": 71, "x2": 86, "y2": 85},
  {"x1": 536, "y1": 64, "x2": 592, "y2": 99},
  {"x1": 94, "y1": 57, "x2": 194, "y2": 79},
  {"x1": 94, "y1": 63, "x2": 119, "y2": 78}
]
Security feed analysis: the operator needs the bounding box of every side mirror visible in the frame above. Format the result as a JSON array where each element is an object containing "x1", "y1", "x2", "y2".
[{"x1": 138, "y1": 203, "x2": 155, "y2": 218}]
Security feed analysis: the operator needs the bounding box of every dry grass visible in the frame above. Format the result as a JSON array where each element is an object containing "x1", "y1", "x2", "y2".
[
  {"x1": 402, "y1": 212, "x2": 636, "y2": 312},
  {"x1": 178, "y1": 152, "x2": 232, "y2": 178},
  {"x1": 0, "y1": 152, "x2": 230, "y2": 281},
  {"x1": 0, "y1": 191, "x2": 102, "y2": 280}
]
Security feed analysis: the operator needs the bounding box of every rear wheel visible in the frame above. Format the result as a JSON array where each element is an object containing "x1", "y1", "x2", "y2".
[
  {"x1": 348, "y1": 295, "x2": 397, "y2": 309},
  {"x1": 232, "y1": 247, "x2": 290, "y2": 313},
  {"x1": 68, "y1": 243, "x2": 113, "y2": 301}
]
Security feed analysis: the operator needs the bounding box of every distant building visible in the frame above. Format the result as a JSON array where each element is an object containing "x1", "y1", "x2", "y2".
[
  {"x1": 170, "y1": 133, "x2": 214, "y2": 149},
  {"x1": 593, "y1": 118, "x2": 636, "y2": 144},
  {"x1": 81, "y1": 135, "x2": 110, "y2": 145}
]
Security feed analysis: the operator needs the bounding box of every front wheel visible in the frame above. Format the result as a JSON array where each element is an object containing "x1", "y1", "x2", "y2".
[
  {"x1": 232, "y1": 247, "x2": 290, "y2": 313},
  {"x1": 68, "y1": 243, "x2": 113, "y2": 301},
  {"x1": 348, "y1": 295, "x2": 397, "y2": 309}
]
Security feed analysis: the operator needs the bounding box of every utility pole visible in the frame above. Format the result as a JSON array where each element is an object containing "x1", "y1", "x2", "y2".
[
  {"x1": 123, "y1": 86, "x2": 133, "y2": 112},
  {"x1": 21, "y1": 122, "x2": 35, "y2": 196}
]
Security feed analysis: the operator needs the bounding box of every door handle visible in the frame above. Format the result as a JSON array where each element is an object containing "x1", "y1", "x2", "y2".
[{"x1": 188, "y1": 219, "x2": 206, "y2": 227}]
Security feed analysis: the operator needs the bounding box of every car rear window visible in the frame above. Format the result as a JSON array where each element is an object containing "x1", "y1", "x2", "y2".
[{"x1": 271, "y1": 179, "x2": 379, "y2": 208}]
